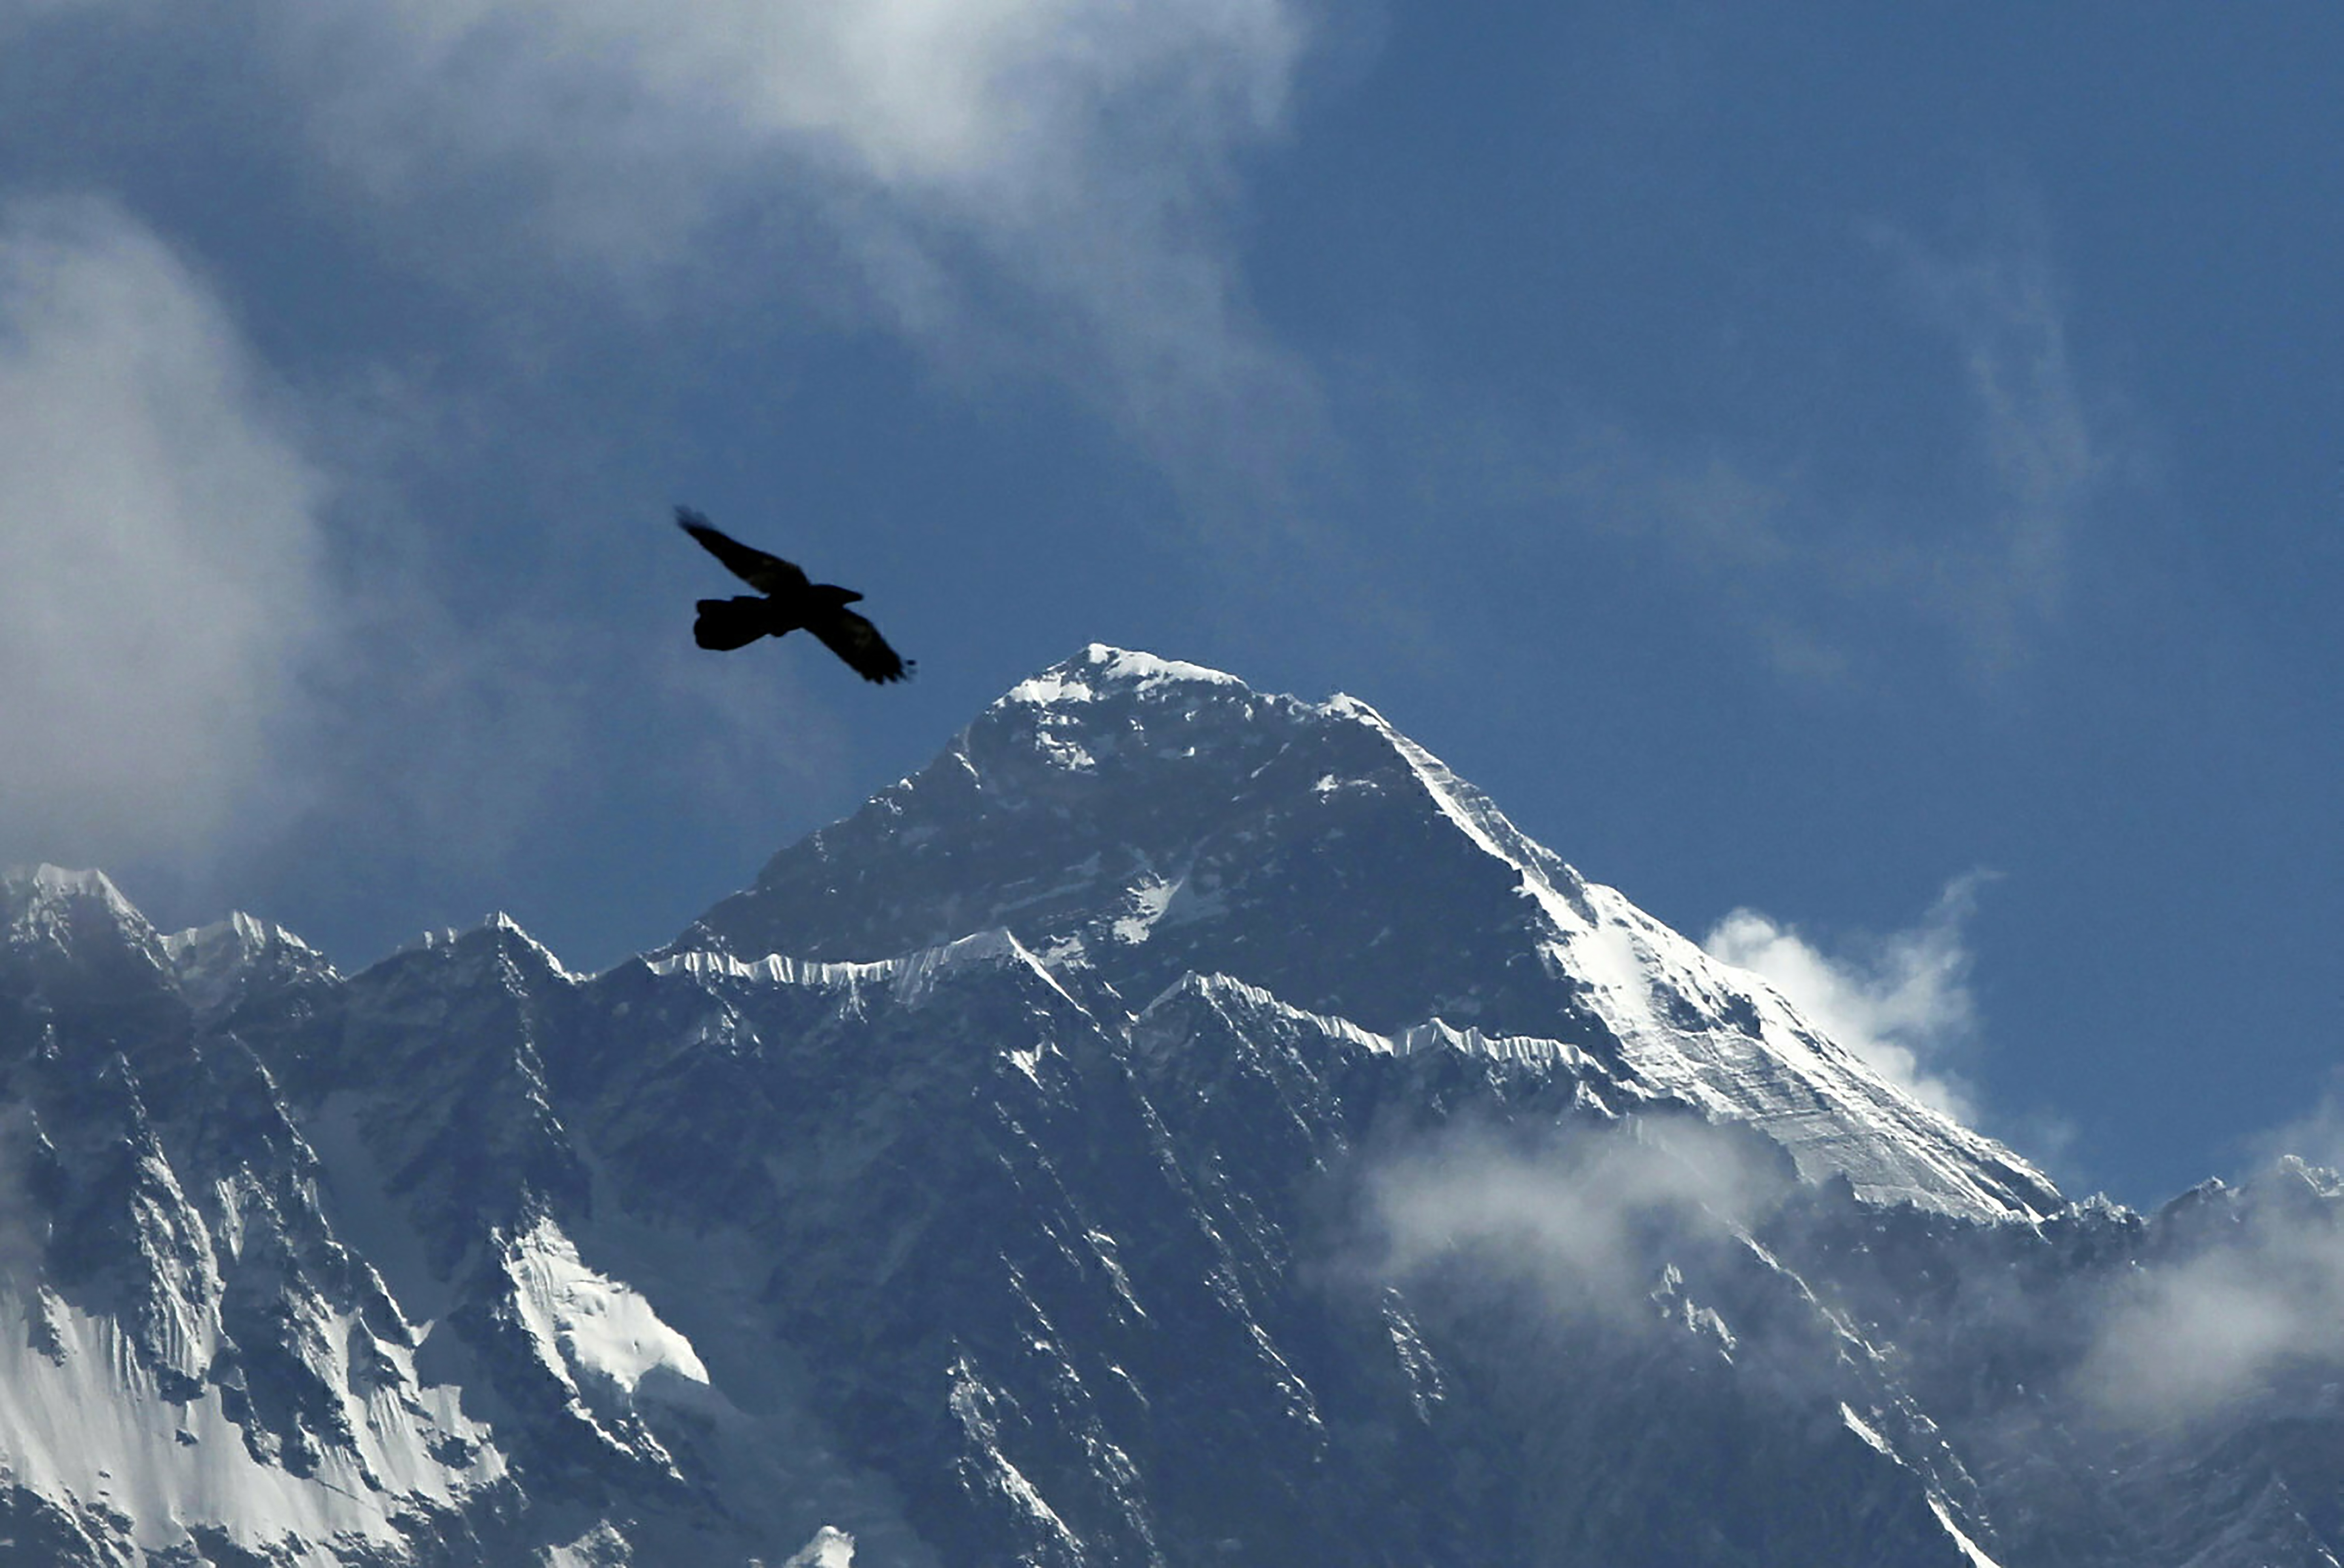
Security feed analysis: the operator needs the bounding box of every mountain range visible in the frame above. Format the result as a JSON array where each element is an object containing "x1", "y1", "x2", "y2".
[{"x1": 3, "y1": 644, "x2": 2338, "y2": 1566}]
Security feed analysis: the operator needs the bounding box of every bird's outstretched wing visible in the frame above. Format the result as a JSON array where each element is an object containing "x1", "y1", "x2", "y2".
[
  {"x1": 808, "y1": 607, "x2": 914, "y2": 684},
  {"x1": 676, "y1": 507, "x2": 810, "y2": 598}
]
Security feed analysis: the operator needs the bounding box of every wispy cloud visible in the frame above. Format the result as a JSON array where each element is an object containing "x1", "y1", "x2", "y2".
[
  {"x1": 1870, "y1": 226, "x2": 2117, "y2": 674},
  {"x1": 1508, "y1": 224, "x2": 2125, "y2": 686},
  {"x1": 0, "y1": 0, "x2": 1325, "y2": 557},
  {"x1": 2075, "y1": 1161, "x2": 2344, "y2": 1430},
  {"x1": 0, "y1": 196, "x2": 332, "y2": 872},
  {"x1": 286, "y1": 0, "x2": 1302, "y2": 208},
  {"x1": 259, "y1": 0, "x2": 1320, "y2": 475},
  {"x1": 1702, "y1": 876, "x2": 1991, "y2": 1121},
  {"x1": 1365, "y1": 1118, "x2": 1787, "y2": 1325}
]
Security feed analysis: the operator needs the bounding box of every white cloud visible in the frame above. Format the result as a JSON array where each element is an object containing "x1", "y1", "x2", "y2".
[
  {"x1": 2069, "y1": 1064, "x2": 2344, "y2": 1430},
  {"x1": 2076, "y1": 1161, "x2": 2344, "y2": 1430},
  {"x1": 1702, "y1": 876, "x2": 1988, "y2": 1121},
  {"x1": 263, "y1": 0, "x2": 1317, "y2": 466},
  {"x1": 0, "y1": 197, "x2": 332, "y2": 870},
  {"x1": 1367, "y1": 1119, "x2": 1785, "y2": 1324},
  {"x1": 11, "y1": 0, "x2": 1321, "y2": 502},
  {"x1": 295, "y1": 0, "x2": 1300, "y2": 200}
]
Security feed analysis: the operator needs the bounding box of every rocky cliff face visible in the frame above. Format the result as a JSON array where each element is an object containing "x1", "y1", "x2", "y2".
[{"x1": 1, "y1": 648, "x2": 2338, "y2": 1567}]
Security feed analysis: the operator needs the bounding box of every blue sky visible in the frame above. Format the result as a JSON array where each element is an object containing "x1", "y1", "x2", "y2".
[{"x1": 0, "y1": 2, "x2": 2334, "y2": 1207}]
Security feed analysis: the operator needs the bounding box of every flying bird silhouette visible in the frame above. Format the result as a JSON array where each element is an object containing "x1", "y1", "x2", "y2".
[{"x1": 676, "y1": 507, "x2": 913, "y2": 684}]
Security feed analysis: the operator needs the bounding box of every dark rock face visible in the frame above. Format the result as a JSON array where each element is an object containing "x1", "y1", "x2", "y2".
[{"x1": 2, "y1": 650, "x2": 2341, "y2": 1567}]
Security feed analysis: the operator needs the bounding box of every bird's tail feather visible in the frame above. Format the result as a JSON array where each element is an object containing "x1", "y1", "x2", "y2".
[{"x1": 693, "y1": 596, "x2": 778, "y2": 651}]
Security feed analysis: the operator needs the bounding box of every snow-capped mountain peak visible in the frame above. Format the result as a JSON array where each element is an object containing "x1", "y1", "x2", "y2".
[
  {"x1": 161, "y1": 912, "x2": 337, "y2": 1019},
  {"x1": 689, "y1": 646, "x2": 2054, "y2": 1221},
  {"x1": 5, "y1": 862, "x2": 156, "y2": 949},
  {"x1": 999, "y1": 644, "x2": 1250, "y2": 710}
]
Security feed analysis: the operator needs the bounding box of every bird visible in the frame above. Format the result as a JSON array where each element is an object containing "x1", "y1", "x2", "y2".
[{"x1": 675, "y1": 507, "x2": 913, "y2": 684}]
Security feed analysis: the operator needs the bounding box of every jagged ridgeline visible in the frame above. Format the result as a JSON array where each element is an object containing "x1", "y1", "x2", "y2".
[{"x1": 3, "y1": 646, "x2": 2340, "y2": 1567}]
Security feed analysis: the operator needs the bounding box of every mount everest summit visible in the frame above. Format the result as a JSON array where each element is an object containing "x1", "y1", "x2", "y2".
[{"x1": 3, "y1": 644, "x2": 2341, "y2": 1566}]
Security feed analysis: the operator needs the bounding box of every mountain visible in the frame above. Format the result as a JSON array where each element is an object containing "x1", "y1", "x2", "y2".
[
  {"x1": 682, "y1": 646, "x2": 2052, "y2": 1222},
  {"x1": 1, "y1": 647, "x2": 2339, "y2": 1567}
]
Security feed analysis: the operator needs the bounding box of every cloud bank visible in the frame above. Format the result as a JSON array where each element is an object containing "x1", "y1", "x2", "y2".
[
  {"x1": 1702, "y1": 876, "x2": 1989, "y2": 1120},
  {"x1": 0, "y1": 197, "x2": 331, "y2": 871}
]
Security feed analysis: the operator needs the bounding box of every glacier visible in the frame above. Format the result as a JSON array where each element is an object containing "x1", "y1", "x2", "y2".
[{"x1": 1, "y1": 647, "x2": 2340, "y2": 1565}]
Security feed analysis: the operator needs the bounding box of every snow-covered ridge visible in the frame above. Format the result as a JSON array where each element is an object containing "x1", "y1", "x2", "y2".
[
  {"x1": 1331, "y1": 698, "x2": 1586, "y2": 891},
  {"x1": 654, "y1": 925, "x2": 1076, "y2": 1012},
  {"x1": 388, "y1": 911, "x2": 580, "y2": 983},
  {"x1": 1154, "y1": 971, "x2": 1609, "y2": 1075},
  {"x1": 160, "y1": 910, "x2": 320, "y2": 965},
  {"x1": 4, "y1": 862, "x2": 137, "y2": 910},
  {"x1": 161, "y1": 912, "x2": 339, "y2": 1016}
]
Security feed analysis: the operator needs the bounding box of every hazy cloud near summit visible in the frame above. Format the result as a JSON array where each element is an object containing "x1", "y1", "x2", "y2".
[
  {"x1": 1366, "y1": 1119, "x2": 1787, "y2": 1325},
  {"x1": 2063, "y1": 1084, "x2": 2344, "y2": 1429},
  {"x1": 0, "y1": 198, "x2": 331, "y2": 870},
  {"x1": 2076, "y1": 1162, "x2": 2344, "y2": 1430},
  {"x1": 1702, "y1": 876, "x2": 1989, "y2": 1121}
]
